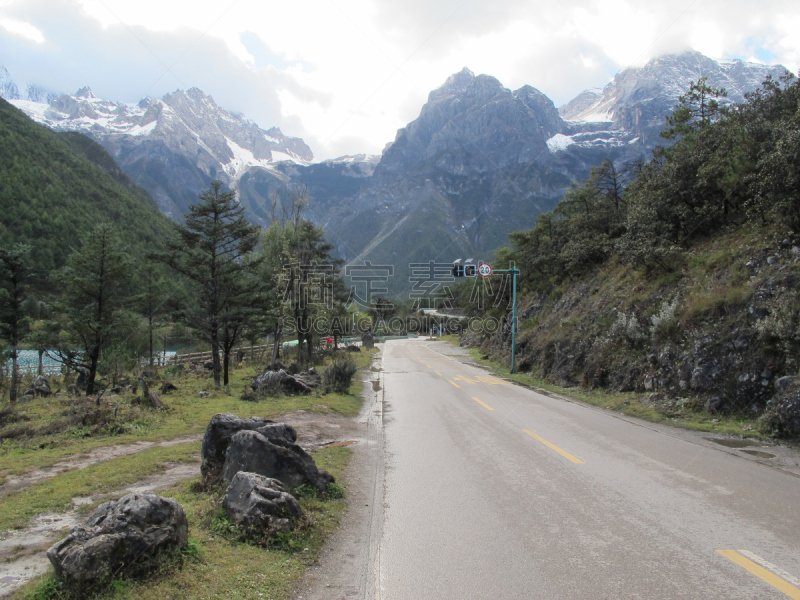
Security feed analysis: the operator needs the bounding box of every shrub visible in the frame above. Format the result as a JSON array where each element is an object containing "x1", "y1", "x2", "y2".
[
  {"x1": 650, "y1": 297, "x2": 680, "y2": 338},
  {"x1": 611, "y1": 312, "x2": 647, "y2": 343},
  {"x1": 323, "y1": 354, "x2": 358, "y2": 394}
]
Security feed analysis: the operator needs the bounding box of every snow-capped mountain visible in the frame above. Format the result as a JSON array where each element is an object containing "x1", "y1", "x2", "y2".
[
  {"x1": 555, "y1": 50, "x2": 786, "y2": 153},
  {"x1": 1, "y1": 69, "x2": 312, "y2": 219},
  {"x1": 267, "y1": 51, "x2": 790, "y2": 292},
  {"x1": 0, "y1": 67, "x2": 60, "y2": 104}
]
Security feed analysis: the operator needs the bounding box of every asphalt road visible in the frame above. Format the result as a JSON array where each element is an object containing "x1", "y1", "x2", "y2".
[{"x1": 370, "y1": 339, "x2": 800, "y2": 600}]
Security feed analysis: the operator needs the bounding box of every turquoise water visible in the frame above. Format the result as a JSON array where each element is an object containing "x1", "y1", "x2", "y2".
[
  {"x1": 4, "y1": 350, "x2": 178, "y2": 371},
  {"x1": 5, "y1": 350, "x2": 62, "y2": 369}
]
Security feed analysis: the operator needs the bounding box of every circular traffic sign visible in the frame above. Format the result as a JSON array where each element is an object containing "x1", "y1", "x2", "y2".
[{"x1": 478, "y1": 262, "x2": 492, "y2": 277}]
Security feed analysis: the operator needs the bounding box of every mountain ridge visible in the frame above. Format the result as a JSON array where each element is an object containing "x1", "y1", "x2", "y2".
[{"x1": 2, "y1": 51, "x2": 790, "y2": 293}]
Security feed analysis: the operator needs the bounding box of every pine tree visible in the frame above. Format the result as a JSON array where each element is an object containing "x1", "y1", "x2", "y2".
[
  {"x1": 0, "y1": 242, "x2": 32, "y2": 403},
  {"x1": 159, "y1": 181, "x2": 261, "y2": 390},
  {"x1": 661, "y1": 77, "x2": 727, "y2": 140},
  {"x1": 54, "y1": 224, "x2": 134, "y2": 396},
  {"x1": 134, "y1": 263, "x2": 171, "y2": 367}
]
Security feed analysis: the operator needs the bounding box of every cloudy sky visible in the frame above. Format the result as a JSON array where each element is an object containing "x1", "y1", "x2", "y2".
[{"x1": 1, "y1": 0, "x2": 798, "y2": 160}]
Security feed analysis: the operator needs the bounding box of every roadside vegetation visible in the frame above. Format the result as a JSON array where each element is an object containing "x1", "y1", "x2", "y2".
[
  {"x1": 4, "y1": 346, "x2": 377, "y2": 599},
  {"x1": 440, "y1": 335, "x2": 763, "y2": 438},
  {"x1": 0, "y1": 93, "x2": 389, "y2": 599},
  {"x1": 456, "y1": 72, "x2": 800, "y2": 440}
]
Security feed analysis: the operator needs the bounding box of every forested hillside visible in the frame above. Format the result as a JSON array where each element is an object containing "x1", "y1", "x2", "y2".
[
  {"x1": 0, "y1": 99, "x2": 173, "y2": 275},
  {"x1": 463, "y1": 71, "x2": 800, "y2": 437}
]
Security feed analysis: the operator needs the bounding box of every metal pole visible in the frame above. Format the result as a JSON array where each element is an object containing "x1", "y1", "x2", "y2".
[{"x1": 510, "y1": 266, "x2": 518, "y2": 374}]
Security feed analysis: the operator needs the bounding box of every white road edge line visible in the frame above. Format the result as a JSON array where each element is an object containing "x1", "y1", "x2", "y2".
[{"x1": 737, "y1": 550, "x2": 800, "y2": 588}]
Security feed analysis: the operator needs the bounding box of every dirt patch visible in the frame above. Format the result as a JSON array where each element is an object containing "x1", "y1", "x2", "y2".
[
  {"x1": 322, "y1": 440, "x2": 357, "y2": 448},
  {"x1": 0, "y1": 459, "x2": 202, "y2": 599},
  {"x1": 0, "y1": 434, "x2": 202, "y2": 498},
  {"x1": 0, "y1": 512, "x2": 81, "y2": 598},
  {"x1": 281, "y1": 410, "x2": 362, "y2": 450}
]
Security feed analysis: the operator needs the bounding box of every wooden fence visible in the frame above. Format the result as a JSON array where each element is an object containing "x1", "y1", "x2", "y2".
[{"x1": 140, "y1": 344, "x2": 275, "y2": 369}]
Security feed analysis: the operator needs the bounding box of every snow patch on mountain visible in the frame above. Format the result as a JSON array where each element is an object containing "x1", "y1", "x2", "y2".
[
  {"x1": 224, "y1": 137, "x2": 275, "y2": 178},
  {"x1": 546, "y1": 133, "x2": 575, "y2": 152}
]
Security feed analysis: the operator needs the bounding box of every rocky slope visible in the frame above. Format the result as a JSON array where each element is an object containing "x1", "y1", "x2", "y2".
[{"x1": 463, "y1": 227, "x2": 800, "y2": 437}]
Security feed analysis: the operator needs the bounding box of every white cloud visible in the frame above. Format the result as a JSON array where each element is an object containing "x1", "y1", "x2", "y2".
[
  {"x1": 0, "y1": 0, "x2": 798, "y2": 159},
  {"x1": 0, "y1": 17, "x2": 45, "y2": 43}
]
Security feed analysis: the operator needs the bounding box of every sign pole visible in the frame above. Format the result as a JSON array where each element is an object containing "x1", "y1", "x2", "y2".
[
  {"x1": 488, "y1": 264, "x2": 520, "y2": 375},
  {"x1": 510, "y1": 266, "x2": 518, "y2": 374}
]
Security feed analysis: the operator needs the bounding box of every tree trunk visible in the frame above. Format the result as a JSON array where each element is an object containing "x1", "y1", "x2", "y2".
[
  {"x1": 149, "y1": 315, "x2": 154, "y2": 366},
  {"x1": 271, "y1": 324, "x2": 282, "y2": 364},
  {"x1": 9, "y1": 345, "x2": 18, "y2": 404},
  {"x1": 37, "y1": 349, "x2": 44, "y2": 376},
  {"x1": 307, "y1": 331, "x2": 313, "y2": 363},
  {"x1": 87, "y1": 345, "x2": 100, "y2": 396},
  {"x1": 211, "y1": 328, "x2": 221, "y2": 390},
  {"x1": 223, "y1": 348, "x2": 230, "y2": 386},
  {"x1": 139, "y1": 378, "x2": 165, "y2": 409}
]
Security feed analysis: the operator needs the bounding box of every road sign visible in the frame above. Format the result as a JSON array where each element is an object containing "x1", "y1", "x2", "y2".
[{"x1": 478, "y1": 262, "x2": 492, "y2": 277}]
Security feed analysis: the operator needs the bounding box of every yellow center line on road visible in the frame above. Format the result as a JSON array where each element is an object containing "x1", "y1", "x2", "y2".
[
  {"x1": 472, "y1": 397, "x2": 494, "y2": 411},
  {"x1": 475, "y1": 375, "x2": 510, "y2": 385},
  {"x1": 717, "y1": 550, "x2": 800, "y2": 599},
  {"x1": 453, "y1": 375, "x2": 477, "y2": 384},
  {"x1": 522, "y1": 430, "x2": 585, "y2": 464},
  {"x1": 435, "y1": 372, "x2": 442, "y2": 376},
  {"x1": 449, "y1": 380, "x2": 461, "y2": 388}
]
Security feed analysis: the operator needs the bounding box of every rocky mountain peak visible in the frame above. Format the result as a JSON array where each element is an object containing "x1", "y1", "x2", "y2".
[
  {"x1": 379, "y1": 69, "x2": 557, "y2": 174},
  {"x1": 437, "y1": 67, "x2": 475, "y2": 93},
  {"x1": 75, "y1": 86, "x2": 96, "y2": 99},
  {"x1": 0, "y1": 66, "x2": 20, "y2": 100}
]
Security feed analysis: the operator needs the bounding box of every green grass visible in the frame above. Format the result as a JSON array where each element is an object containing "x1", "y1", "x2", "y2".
[
  {"x1": 0, "y1": 442, "x2": 201, "y2": 531},
  {"x1": 439, "y1": 339, "x2": 763, "y2": 439},
  {"x1": 14, "y1": 445, "x2": 353, "y2": 600},
  {"x1": 0, "y1": 348, "x2": 377, "y2": 478}
]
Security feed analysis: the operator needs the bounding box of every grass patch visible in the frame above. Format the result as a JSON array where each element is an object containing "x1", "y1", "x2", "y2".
[
  {"x1": 0, "y1": 442, "x2": 201, "y2": 531},
  {"x1": 0, "y1": 348, "x2": 378, "y2": 478},
  {"x1": 14, "y1": 446, "x2": 353, "y2": 600}
]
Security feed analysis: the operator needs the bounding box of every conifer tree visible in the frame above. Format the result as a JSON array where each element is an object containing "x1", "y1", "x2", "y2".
[
  {"x1": 0, "y1": 242, "x2": 32, "y2": 403},
  {"x1": 661, "y1": 77, "x2": 727, "y2": 140},
  {"x1": 134, "y1": 263, "x2": 171, "y2": 367},
  {"x1": 159, "y1": 181, "x2": 261, "y2": 390},
  {"x1": 54, "y1": 224, "x2": 134, "y2": 395}
]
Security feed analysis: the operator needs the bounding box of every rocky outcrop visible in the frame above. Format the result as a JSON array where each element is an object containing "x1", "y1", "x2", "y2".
[
  {"x1": 223, "y1": 472, "x2": 303, "y2": 538},
  {"x1": 33, "y1": 376, "x2": 51, "y2": 397},
  {"x1": 250, "y1": 368, "x2": 320, "y2": 395},
  {"x1": 200, "y1": 413, "x2": 296, "y2": 488},
  {"x1": 762, "y1": 381, "x2": 800, "y2": 437},
  {"x1": 47, "y1": 493, "x2": 187, "y2": 589},
  {"x1": 222, "y1": 430, "x2": 334, "y2": 493}
]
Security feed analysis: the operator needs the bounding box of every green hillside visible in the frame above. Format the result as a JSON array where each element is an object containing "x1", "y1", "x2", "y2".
[
  {"x1": 462, "y1": 72, "x2": 800, "y2": 437},
  {"x1": 0, "y1": 99, "x2": 173, "y2": 274}
]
